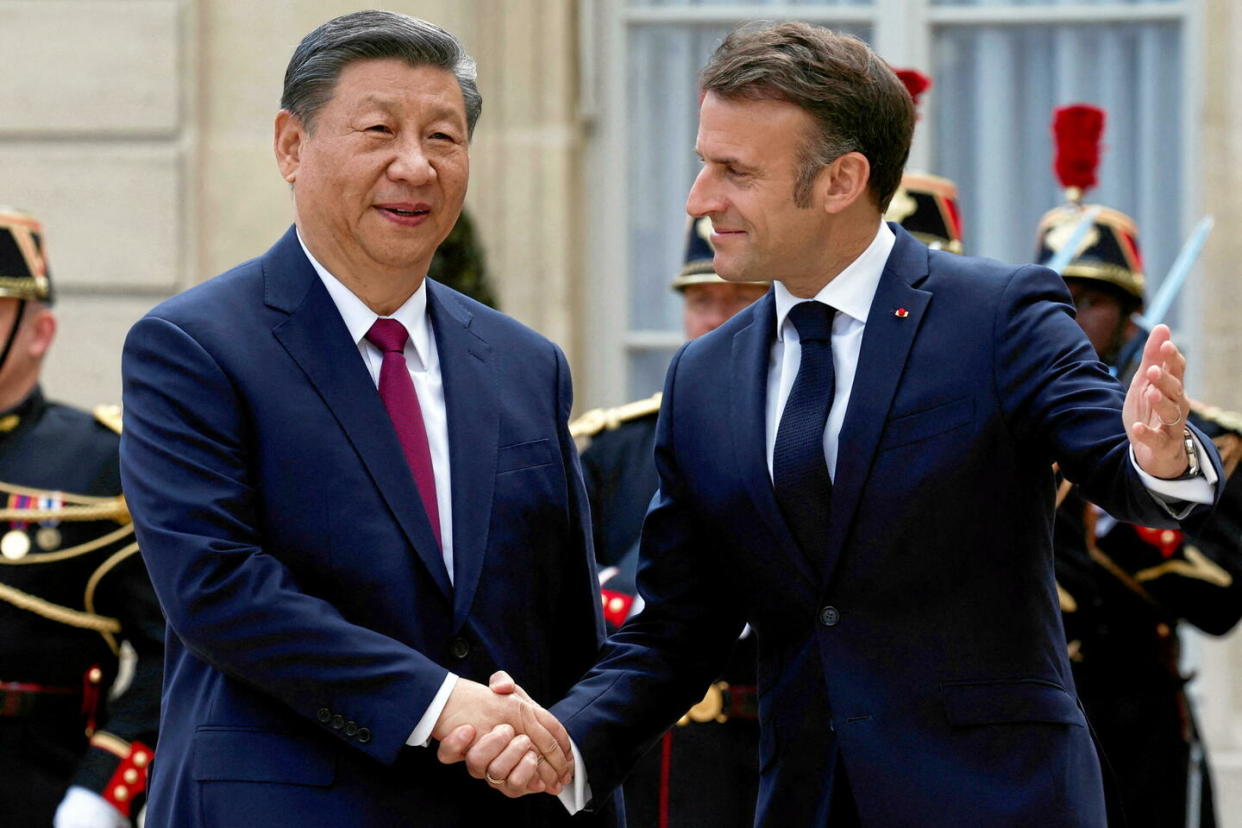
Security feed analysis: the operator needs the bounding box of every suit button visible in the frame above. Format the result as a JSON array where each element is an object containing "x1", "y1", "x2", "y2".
[
  {"x1": 317, "y1": 708, "x2": 331, "y2": 723},
  {"x1": 450, "y1": 637, "x2": 470, "y2": 659},
  {"x1": 345, "y1": 721, "x2": 358, "y2": 737},
  {"x1": 819, "y1": 606, "x2": 840, "y2": 627},
  {"x1": 331, "y1": 714, "x2": 345, "y2": 730},
  {"x1": 357, "y1": 727, "x2": 372, "y2": 744}
]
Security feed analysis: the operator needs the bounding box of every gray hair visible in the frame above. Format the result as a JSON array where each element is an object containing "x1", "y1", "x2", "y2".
[{"x1": 281, "y1": 10, "x2": 482, "y2": 137}]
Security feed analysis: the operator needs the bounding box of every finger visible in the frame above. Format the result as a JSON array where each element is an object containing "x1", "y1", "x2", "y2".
[
  {"x1": 464, "y1": 724, "x2": 514, "y2": 779},
  {"x1": 489, "y1": 670, "x2": 517, "y2": 695},
  {"x1": 1141, "y1": 324, "x2": 1172, "y2": 368},
  {"x1": 1145, "y1": 362, "x2": 1185, "y2": 405},
  {"x1": 1158, "y1": 338, "x2": 1187, "y2": 380},
  {"x1": 485, "y1": 732, "x2": 533, "y2": 785},
  {"x1": 518, "y1": 703, "x2": 571, "y2": 787},
  {"x1": 529, "y1": 704, "x2": 574, "y2": 782},
  {"x1": 1144, "y1": 383, "x2": 1184, "y2": 430},
  {"x1": 502, "y1": 749, "x2": 543, "y2": 796},
  {"x1": 435, "y1": 724, "x2": 476, "y2": 765}
]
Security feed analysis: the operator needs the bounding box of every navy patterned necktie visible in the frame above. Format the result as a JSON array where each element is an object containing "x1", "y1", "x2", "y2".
[{"x1": 773, "y1": 301, "x2": 837, "y2": 559}]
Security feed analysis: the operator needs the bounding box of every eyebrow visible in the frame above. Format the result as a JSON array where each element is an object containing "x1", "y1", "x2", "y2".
[{"x1": 695, "y1": 150, "x2": 757, "y2": 173}]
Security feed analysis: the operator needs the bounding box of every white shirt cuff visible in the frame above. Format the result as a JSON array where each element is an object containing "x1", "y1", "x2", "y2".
[
  {"x1": 53, "y1": 786, "x2": 128, "y2": 828},
  {"x1": 557, "y1": 736, "x2": 591, "y2": 814},
  {"x1": 407, "y1": 673, "x2": 459, "y2": 747},
  {"x1": 1130, "y1": 433, "x2": 1218, "y2": 517}
]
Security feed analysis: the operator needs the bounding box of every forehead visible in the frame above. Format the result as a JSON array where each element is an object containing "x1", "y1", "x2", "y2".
[
  {"x1": 695, "y1": 91, "x2": 813, "y2": 160},
  {"x1": 326, "y1": 58, "x2": 465, "y2": 120}
]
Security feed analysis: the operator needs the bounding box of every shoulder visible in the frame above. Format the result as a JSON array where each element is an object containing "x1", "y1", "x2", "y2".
[
  {"x1": 571, "y1": 393, "x2": 662, "y2": 442},
  {"x1": 40, "y1": 399, "x2": 122, "y2": 450},
  {"x1": 147, "y1": 255, "x2": 266, "y2": 323},
  {"x1": 428, "y1": 279, "x2": 558, "y2": 355}
]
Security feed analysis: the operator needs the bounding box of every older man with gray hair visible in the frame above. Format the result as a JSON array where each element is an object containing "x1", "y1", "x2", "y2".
[{"x1": 119, "y1": 11, "x2": 619, "y2": 826}]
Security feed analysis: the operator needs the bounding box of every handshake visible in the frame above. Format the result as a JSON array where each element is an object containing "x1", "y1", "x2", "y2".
[{"x1": 432, "y1": 671, "x2": 576, "y2": 798}]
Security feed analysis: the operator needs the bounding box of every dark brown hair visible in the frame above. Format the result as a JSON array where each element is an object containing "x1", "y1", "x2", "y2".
[{"x1": 700, "y1": 22, "x2": 913, "y2": 211}]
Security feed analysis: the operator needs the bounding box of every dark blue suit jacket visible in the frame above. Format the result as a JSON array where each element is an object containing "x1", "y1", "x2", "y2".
[
  {"x1": 551, "y1": 225, "x2": 1221, "y2": 827},
  {"x1": 120, "y1": 228, "x2": 619, "y2": 826}
]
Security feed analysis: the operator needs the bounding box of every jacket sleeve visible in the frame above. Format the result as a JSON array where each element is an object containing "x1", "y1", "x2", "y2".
[
  {"x1": 992, "y1": 265, "x2": 1221, "y2": 527},
  {"x1": 551, "y1": 343, "x2": 747, "y2": 800},
  {"x1": 120, "y1": 314, "x2": 448, "y2": 765}
]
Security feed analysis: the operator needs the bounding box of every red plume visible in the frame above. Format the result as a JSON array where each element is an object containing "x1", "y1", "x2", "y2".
[
  {"x1": 1052, "y1": 104, "x2": 1105, "y2": 194},
  {"x1": 895, "y1": 69, "x2": 932, "y2": 113}
]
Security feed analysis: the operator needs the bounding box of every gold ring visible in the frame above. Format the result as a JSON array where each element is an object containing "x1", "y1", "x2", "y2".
[
  {"x1": 1162, "y1": 412, "x2": 1184, "y2": 427},
  {"x1": 485, "y1": 772, "x2": 505, "y2": 785}
]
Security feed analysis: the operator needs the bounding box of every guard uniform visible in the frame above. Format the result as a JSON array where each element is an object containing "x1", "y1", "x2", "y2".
[
  {"x1": 0, "y1": 207, "x2": 162, "y2": 825},
  {"x1": 1034, "y1": 116, "x2": 1242, "y2": 826},
  {"x1": 1055, "y1": 407, "x2": 1242, "y2": 828}
]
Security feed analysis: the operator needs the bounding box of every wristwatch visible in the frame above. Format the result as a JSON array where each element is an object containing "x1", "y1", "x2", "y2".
[{"x1": 1178, "y1": 428, "x2": 1201, "y2": 479}]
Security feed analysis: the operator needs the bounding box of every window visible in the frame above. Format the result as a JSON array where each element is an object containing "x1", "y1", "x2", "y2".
[{"x1": 581, "y1": 0, "x2": 1200, "y2": 403}]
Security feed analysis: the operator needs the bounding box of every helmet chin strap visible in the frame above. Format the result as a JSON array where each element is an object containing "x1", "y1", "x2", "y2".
[{"x1": 0, "y1": 300, "x2": 28, "y2": 378}]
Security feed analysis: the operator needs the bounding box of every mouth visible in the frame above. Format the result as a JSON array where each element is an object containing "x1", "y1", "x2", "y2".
[{"x1": 376, "y1": 203, "x2": 432, "y2": 225}]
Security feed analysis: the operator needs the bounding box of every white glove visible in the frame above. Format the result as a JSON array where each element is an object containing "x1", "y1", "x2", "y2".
[{"x1": 53, "y1": 786, "x2": 130, "y2": 828}]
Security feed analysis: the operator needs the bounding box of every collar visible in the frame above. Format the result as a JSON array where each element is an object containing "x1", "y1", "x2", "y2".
[
  {"x1": 773, "y1": 220, "x2": 895, "y2": 334},
  {"x1": 0, "y1": 386, "x2": 45, "y2": 434},
  {"x1": 297, "y1": 230, "x2": 432, "y2": 370}
]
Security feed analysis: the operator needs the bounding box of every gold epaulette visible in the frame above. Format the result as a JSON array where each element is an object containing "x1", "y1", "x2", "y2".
[
  {"x1": 94, "y1": 404, "x2": 123, "y2": 435},
  {"x1": 570, "y1": 393, "x2": 662, "y2": 440}
]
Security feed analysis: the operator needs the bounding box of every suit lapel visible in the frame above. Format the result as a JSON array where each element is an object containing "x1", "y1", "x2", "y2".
[
  {"x1": 266, "y1": 228, "x2": 453, "y2": 601},
  {"x1": 427, "y1": 283, "x2": 498, "y2": 630},
  {"x1": 823, "y1": 227, "x2": 932, "y2": 584},
  {"x1": 730, "y1": 293, "x2": 819, "y2": 590}
]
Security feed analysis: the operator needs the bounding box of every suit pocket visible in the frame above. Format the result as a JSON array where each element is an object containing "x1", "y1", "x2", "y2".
[
  {"x1": 496, "y1": 438, "x2": 554, "y2": 474},
  {"x1": 879, "y1": 396, "x2": 973, "y2": 452},
  {"x1": 192, "y1": 728, "x2": 336, "y2": 786},
  {"x1": 941, "y1": 678, "x2": 1083, "y2": 728}
]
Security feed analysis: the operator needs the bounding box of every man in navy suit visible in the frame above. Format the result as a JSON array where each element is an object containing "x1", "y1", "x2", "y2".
[
  {"x1": 462, "y1": 22, "x2": 1223, "y2": 826},
  {"x1": 119, "y1": 11, "x2": 617, "y2": 826}
]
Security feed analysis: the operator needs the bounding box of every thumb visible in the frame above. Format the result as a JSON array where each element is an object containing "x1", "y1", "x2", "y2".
[
  {"x1": 436, "y1": 724, "x2": 476, "y2": 765},
  {"x1": 489, "y1": 670, "x2": 517, "y2": 695}
]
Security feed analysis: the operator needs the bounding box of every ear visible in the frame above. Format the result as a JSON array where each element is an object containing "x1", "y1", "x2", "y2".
[
  {"x1": 821, "y1": 151, "x2": 872, "y2": 215},
  {"x1": 27, "y1": 307, "x2": 56, "y2": 360},
  {"x1": 274, "y1": 110, "x2": 306, "y2": 184}
]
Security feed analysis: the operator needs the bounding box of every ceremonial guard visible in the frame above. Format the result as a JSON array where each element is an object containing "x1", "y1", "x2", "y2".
[
  {"x1": 883, "y1": 70, "x2": 965, "y2": 256},
  {"x1": 0, "y1": 208, "x2": 163, "y2": 826},
  {"x1": 1036, "y1": 110, "x2": 1242, "y2": 827},
  {"x1": 572, "y1": 218, "x2": 767, "y2": 826}
]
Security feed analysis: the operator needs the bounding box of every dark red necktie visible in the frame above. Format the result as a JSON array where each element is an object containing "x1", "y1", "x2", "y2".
[{"x1": 365, "y1": 318, "x2": 442, "y2": 549}]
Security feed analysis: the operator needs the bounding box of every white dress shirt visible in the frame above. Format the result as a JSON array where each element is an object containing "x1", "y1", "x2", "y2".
[{"x1": 297, "y1": 234, "x2": 458, "y2": 749}]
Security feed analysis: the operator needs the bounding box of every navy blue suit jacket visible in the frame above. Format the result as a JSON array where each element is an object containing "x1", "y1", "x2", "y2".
[
  {"x1": 120, "y1": 228, "x2": 618, "y2": 826},
  {"x1": 551, "y1": 225, "x2": 1221, "y2": 827}
]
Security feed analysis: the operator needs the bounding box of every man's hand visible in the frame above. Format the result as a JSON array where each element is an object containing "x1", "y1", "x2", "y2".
[
  {"x1": 1122, "y1": 324, "x2": 1193, "y2": 478},
  {"x1": 433, "y1": 671, "x2": 572, "y2": 797}
]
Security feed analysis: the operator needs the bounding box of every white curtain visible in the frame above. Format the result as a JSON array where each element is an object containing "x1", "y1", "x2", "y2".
[{"x1": 933, "y1": 20, "x2": 1183, "y2": 287}]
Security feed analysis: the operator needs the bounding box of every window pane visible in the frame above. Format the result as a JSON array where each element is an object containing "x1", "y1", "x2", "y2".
[
  {"x1": 932, "y1": 22, "x2": 1183, "y2": 304},
  {"x1": 629, "y1": 0, "x2": 871, "y2": 7},
  {"x1": 932, "y1": 0, "x2": 1177, "y2": 7}
]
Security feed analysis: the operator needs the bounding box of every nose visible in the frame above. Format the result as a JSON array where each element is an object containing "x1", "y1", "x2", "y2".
[
  {"x1": 388, "y1": 138, "x2": 435, "y2": 185},
  {"x1": 685, "y1": 166, "x2": 719, "y2": 218}
]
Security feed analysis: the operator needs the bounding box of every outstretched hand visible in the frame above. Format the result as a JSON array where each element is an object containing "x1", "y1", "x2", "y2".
[
  {"x1": 433, "y1": 671, "x2": 572, "y2": 798},
  {"x1": 1122, "y1": 324, "x2": 1192, "y2": 479}
]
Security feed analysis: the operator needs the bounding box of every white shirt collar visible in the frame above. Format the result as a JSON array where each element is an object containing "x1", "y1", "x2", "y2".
[
  {"x1": 297, "y1": 230, "x2": 433, "y2": 370},
  {"x1": 773, "y1": 220, "x2": 895, "y2": 335}
]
